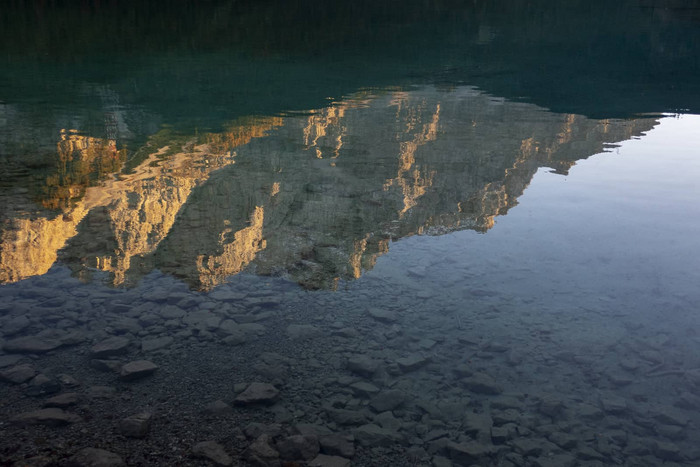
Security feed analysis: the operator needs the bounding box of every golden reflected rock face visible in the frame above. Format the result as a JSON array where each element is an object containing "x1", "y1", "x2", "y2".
[{"x1": 0, "y1": 87, "x2": 657, "y2": 289}]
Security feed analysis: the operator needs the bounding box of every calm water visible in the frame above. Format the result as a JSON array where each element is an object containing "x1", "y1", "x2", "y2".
[{"x1": 1, "y1": 2, "x2": 700, "y2": 466}]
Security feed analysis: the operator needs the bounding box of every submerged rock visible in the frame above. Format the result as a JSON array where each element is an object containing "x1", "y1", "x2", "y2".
[
  {"x1": 234, "y1": 382, "x2": 280, "y2": 405},
  {"x1": 90, "y1": 337, "x2": 130, "y2": 358},
  {"x1": 192, "y1": 440, "x2": 233, "y2": 466},
  {"x1": 3, "y1": 336, "x2": 63, "y2": 354},
  {"x1": 120, "y1": 360, "x2": 158, "y2": 381},
  {"x1": 70, "y1": 447, "x2": 125, "y2": 467},
  {"x1": 276, "y1": 434, "x2": 320, "y2": 461},
  {"x1": 309, "y1": 454, "x2": 351, "y2": 467},
  {"x1": 119, "y1": 412, "x2": 153, "y2": 438},
  {"x1": 11, "y1": 408, "x2": 82, "y2": 426},
  {"x1": 0, "y1": 363, "x2": 36, "y2": 384},
  {"x1": 44, "y1": 392, "x2": 80, "y2": 408}
]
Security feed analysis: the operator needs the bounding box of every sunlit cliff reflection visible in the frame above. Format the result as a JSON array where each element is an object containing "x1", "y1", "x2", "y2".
[{"x1": 0, "y1": 87, "x2": 656, "y2": 289}]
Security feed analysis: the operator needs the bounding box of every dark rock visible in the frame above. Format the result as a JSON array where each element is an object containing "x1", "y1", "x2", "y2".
[
  {"x1": 204, "y1": 400, "x2": 233, "y2": 415},
  {"x1": 0, "y1": 354, "x2": 23, "y2": 368},
  {"x1": 510, "y1": 437, "x2": 545, "y2": 456},
  {"x1": 244, "y1": 423, "x2": 283, "y2": 440},
  {"x1": 245, "y1": 434, "x2": 280, "y2": 466},
  {"x1": 86, "y1": 386, "x2": 117, "y2": 399},
  {"x1": 346, "y1": 355, "x2": 379, "y2": 377},
  {"x1": 11, "y1": 408, "x2": 82, "y2": 426},
  {"x1": 286, "y1": 324, "x2": 321, "y2": 339},
  {"x1": 44, "y1": 392, "x2": 80, "y2": 408},
  {"x1": 396, "y1": 354, "x2": 430, "y2": 372},
  {"x1": 3, "y1": 336, "x2": 63, "y2": 354},
  {"x1": 2, "y1": 315, "x2": 31, "y2": 336},
  {"x1": 370, "y1": 390, "x2": 409, "y2": 412},
  {"x1": 141, "y1": 336, "x2": 173, "y2": 352},
  {"x1": 192, "y1": 441, "x2": 232, "y2": 466},
  {"x1": 654, "y1": 441, "x2": 683, "y2": 462},
  {"x1": 120, "y1": 360, "x2": 158, "y2": 381},
  {"x1": 462, "y1": 373, "x2": 502, "y2": 395},
  {"x1": 446, "y1": 440, "x2": 493, "y2": 465},
  {"x1": 367, "y1": 308, "x2": 398, "y2": 323},
  {"x1": 234, "y1": 382, "x2": 279, "y2": 405},
  {"x1": 119, "y1": 412, "x2": 153, "y2": 438},
  {"x1": 0, "y1": 363, "x2": 36, "y2": 383},
  {"x1": 349, "y1": 381, "x2": 380, "y2": 396},
  {"x1": 309, "y1": 454, "x2": 351, "y2": 467},
  {"x1": 26, "y1": 374, "x2": 61, "y2": 396},
  {"x1": 328, "y1": 408, "x2": 368, "y2": 426},
  {"x1": 276, "y1": 435, "x2": 320, "y2": 461},
  {"x1": 353, "y1": 424, "x2": 403, "y2": 447},
  {"x1": 90, "y1": 359, "x2": 122, "y2": 373},
  {"x1": 70, "y1": 448, "x2": 125, "y2": 467},
  {"x1": 319, "y1": 434, "x2": 355, "y2": 458},
  {"x1": 90, "y1": 337, "x2": 130, "y2": 358}
]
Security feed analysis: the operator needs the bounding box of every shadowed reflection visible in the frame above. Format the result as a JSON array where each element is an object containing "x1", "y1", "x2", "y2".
[{"x1": 0, "y1": 87, "x2": 656, "y2": 289}]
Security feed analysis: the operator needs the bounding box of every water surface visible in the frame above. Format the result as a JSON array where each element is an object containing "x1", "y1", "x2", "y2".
[{"x1": 1, "y1": 2, "x2": 699, "y2": 466}]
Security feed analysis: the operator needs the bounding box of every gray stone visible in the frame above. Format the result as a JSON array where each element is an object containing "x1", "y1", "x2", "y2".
[
  {"x1": 462, "y1": 373, "x2": 502, "y2": 395},
  {"x1": 374, "y1": 411, "x2": 402, "y2": 431},
  {"x1": 599, "y1": 395, "x2": 628, "y2": 415},
  {"x1": 309, "y1": 454, "x2": 351, "y2": 467},
  {"x1": 276, "y1": 435, "x2": 320, "y2": 461},
  {"x1": 654, "y1": 441, "x2": 683, "y2": 462},
  {"x1": 396, "y1": 354, "x2": 430, "y2": 372},
  {"x1": 2, "y1": 315, "x2": 31, "y2": 336},
  {"x1": 0, "y1": 354, "x2": 23, "y2": 368},
  {"x1": 141, "y1": 336, "x2": 174, "y2": 352},
  {"x1": 234, "y1": 382, "x2": 279, "y2": 405},
  {"x1": 286, "y1": 324, "x2": 321, "y2": 339},
  {"x1": 26, "y1": 374, "x2": 61, "y2": 396},
  {"x1": 328, "y1": 408, "x2": 368, "y2": 426},
  {"x1": 119, "y1": 412, "x2": 152, "y2": 438},
  {"x1": 90, "y1": 359, "x2": 122, "y2": 373},
  {"x1": 350, "y1": 381, "x2": 380, "y2": 396},
  {"x1": 353, "y1": 424, "x2": 403, "y2": 447},
  {"x1": 370, "y1": 390, "x2": 409, "y2": 412},
  {"x1": 510, "y1": 437, "x2": 545, "y2": 456},
  {"x1": 192, "y1": 441, "x2": 232, "y2": 466},
  {"x1": 367, "y1": 308, "x2": 398, "y2": 323},
  {"x1": 44, "y1": 392, "x2": 80, "y2": 408},
  {"x1": 491, "y1": 426, "x2": 510, "y2": 444},
  {"x1": 431, "y1": 455, "x2": 453, "y2": 467},
  {"x1": 462, "y1": 412, "x2": 493, "y2": 441},
  {"x1": 90, "y1": 337, "x2": 130, "y2": 358},
  {"x1": 244, "y1": 423, "x2": 283, "y2": 440},
  {"x1": 120, "y1": 360, "x2": 158, "y2": 381},
  {"x1": 446, "y1": 440, "x2": 492, "y2": 465},
  {"x1": 87, "y1": 386, "x2": 117, "y2": 398},
  {"x1": 319, "y1": 434, "x2": 355, "y2": 458},
  {"x1": 293, "y1": 424, "x2": 333, "y2": 437},
  {"x1": 245, "y1": 434, "x2": 280, "y2": 465},
  {"x1": 205, "y1": 400, "x2": 233, "y2": 415},
  {"x1": 346, "y1": 355, "x2": 379, "y2": 376},
  {"x1": 70, "y1": 448, "x2": 125, "y2": 467},
  {"x1": 11, "y1": 408, "x2": 82, "y2": 426},
  {"x1": 3, "y1": 336, "x2": 63, "y2": 354},
  {"x1": 0, "y1": 363, "x2": 36, "y2": 383}
]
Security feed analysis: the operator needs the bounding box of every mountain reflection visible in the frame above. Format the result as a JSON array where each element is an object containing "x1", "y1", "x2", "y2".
[{"x1": 0, "y1": 87, "x2": 656, "y2": 289}]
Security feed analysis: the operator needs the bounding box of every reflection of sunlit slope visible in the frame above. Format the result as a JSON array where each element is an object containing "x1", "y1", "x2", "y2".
[
  {"x1": 0, "y1": 87, "x2": 657, "y2": 289},
  {"x1": 0, "y1": 118, "x2": 280, "y2": 285},
  {"x1": 0, "y1": 130, "x2": 122, "y2": 283},
  {"x1": 154, "y1": 87, "x2": 657, "y2": 290}
]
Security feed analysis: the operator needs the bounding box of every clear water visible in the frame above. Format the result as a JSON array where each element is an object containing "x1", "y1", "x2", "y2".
[{"x1": 1, "y1": 2, "x2": 700, "y2": 466}]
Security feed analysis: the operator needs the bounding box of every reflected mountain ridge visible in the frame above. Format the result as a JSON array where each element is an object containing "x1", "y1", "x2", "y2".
[{"x1": 0, "y1": 87, "x2": 657, "y2": 290}]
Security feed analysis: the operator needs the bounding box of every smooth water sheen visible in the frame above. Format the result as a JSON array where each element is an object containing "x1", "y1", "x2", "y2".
[{"x1": 1, "y1": 2, "x2": 699, "y2": 466}]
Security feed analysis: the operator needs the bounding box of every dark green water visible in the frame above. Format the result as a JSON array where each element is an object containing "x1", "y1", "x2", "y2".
[{"x1": 1, "y1": 2, "x2": 699, "y2": 466}]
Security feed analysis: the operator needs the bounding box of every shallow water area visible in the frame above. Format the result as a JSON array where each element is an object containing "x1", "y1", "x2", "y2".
[{"x1": 2, "y1": 2, "x2": 700, "y2": 466}]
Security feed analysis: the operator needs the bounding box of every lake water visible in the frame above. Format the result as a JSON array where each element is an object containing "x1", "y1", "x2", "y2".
[{"x1": 1, "y1": 2, "x2": 700, "y2": 466}]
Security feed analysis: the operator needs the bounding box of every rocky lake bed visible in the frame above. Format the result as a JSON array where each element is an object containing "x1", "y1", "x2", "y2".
[{"x1": 1, "y1": 264, "x2": 699, "y2": 467}]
